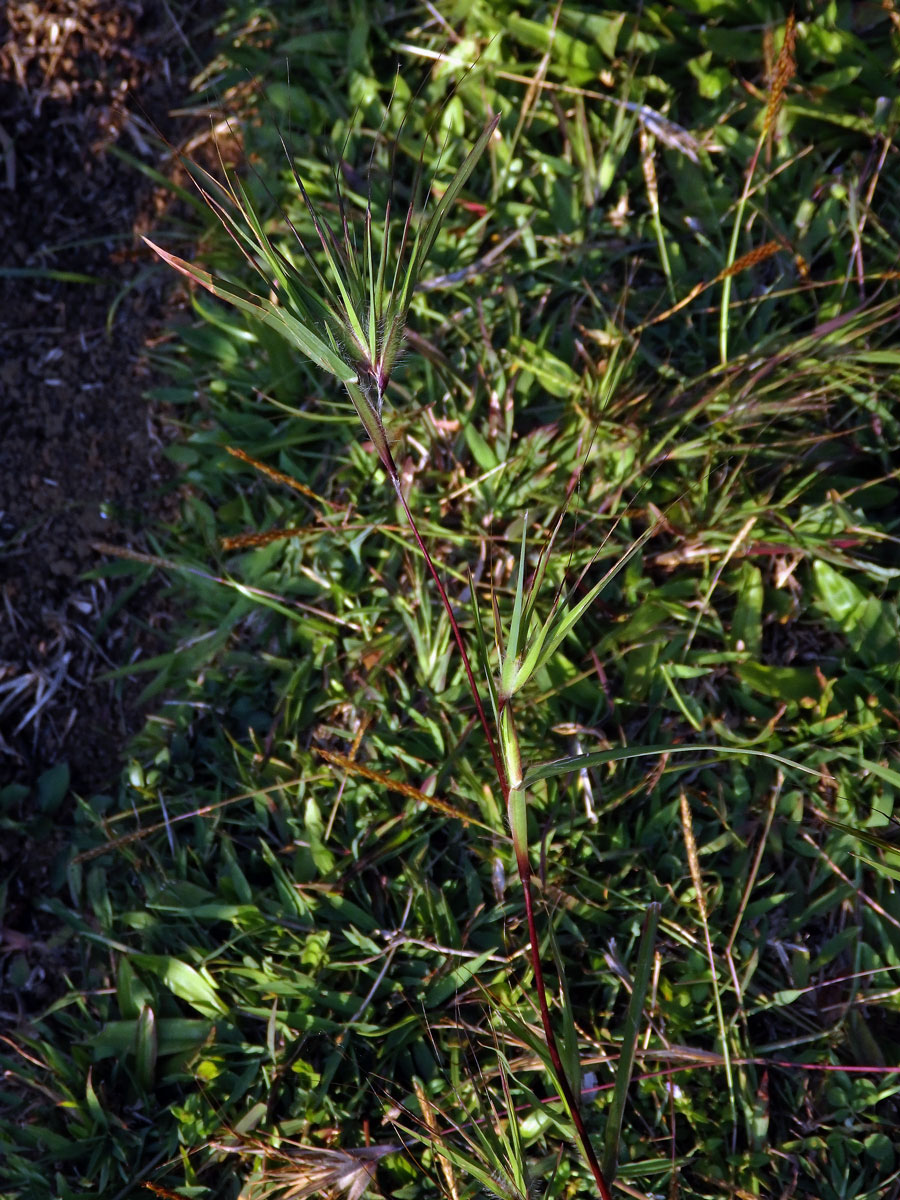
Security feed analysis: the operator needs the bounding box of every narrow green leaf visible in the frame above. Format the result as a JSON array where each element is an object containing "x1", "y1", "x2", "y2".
[
  {"x1": 364, "y1": 205, "x2": 379, "y2": 362},
  {"x1": 469, "y1": 569, "x2": 500, "y2": 726},
  {"x1": 547, "y1": 920, "x2": 582, "y2": 1104},
  {"x1": 395, "y1": 114, "x2": 500, "y2": 317},
  {"x1": 143, "y1": 238, "x2": 356, "y2": 383},
  {"x1": 818, "y1": 816, "x2": 900, "y2": 852},
  {"x1": 851, "y1": 854, "x2": 900, "y2": 884},
  {"x1": 602, "y1": 903, "x2": 660, "y2": 1184},
  {"x1": 397, "y1": 1125, "x2": 500, "y2": 1198},
  {"x1": 521, "y1": 508, "x2": 567, "y2": 640},
  {"x1": 286, "y1": 168, "x2": 370, "y2": 356},
  {"x1": 426, "y1": 949, "x2": 494, "y2": 1007},
  {"x1": 835, "y1": 752, "x2": 900, "y2": 792},
  {"x1": 85, "y1": 1068, "x2": 108, "y2": 1128},
  {"x1": 511, "y1": 523, "x2": 656, "y2": 694},
  {"x1": 501, "y1": 518, "x2": 530, "y2": 698},
  {"x1": 524, "y1": 743, "x2": 827, "y2": 788},
  {"x1": 116, "y1": 957, "x2": 142, "y2": 1021},
  {"x1": 494, "y1": 1056, "x2": 526, "y2": 1189},
  {"x1": 0, "y1": 267, "x2": 105, "y2": 284},
  {"x1": 375, "y1": 200, "x2": 392, "y2": 326},
  {"x1": 91, "y1": 1018, "x2": 213, "y2": 1060}
]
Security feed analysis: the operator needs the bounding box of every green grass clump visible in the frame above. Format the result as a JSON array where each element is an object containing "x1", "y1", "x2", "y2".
[{"x1": 4, "y1": 3, "x2": 900, "y2": 1199}]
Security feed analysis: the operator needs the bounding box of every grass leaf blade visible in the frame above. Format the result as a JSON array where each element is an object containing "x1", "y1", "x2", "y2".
[
  {"x1": 143, "y1": 238, "x2": 357, "y2": 382},
  {"x1": 601, "y1": 903, "x2": 660, "y2": 1184}
]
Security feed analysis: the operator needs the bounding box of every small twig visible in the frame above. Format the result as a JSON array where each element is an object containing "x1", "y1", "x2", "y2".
[{"x1": 347, "y1": 891, "x2": 414, "y2": 1024}]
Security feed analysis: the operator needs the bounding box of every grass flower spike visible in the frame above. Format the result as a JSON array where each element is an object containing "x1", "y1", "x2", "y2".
[{"x1": 144, "y1": 113, "x2": 499, "y2": 480}]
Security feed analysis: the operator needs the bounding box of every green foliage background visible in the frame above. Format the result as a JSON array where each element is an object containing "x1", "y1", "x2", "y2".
[{"x1": 4, "y1": 2, "x2": 900, "y2": 1198}]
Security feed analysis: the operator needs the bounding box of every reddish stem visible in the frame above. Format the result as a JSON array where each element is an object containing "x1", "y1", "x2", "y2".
[
  {"x1": 391, "y1": 473, "x2": 507, "y2": 793},
  {"x1": 517, "y1": 853, "x2": 613, "y2": 1200},
  {"x1": 389, "y1": 466, "x2": 613, "y2": 1199}
]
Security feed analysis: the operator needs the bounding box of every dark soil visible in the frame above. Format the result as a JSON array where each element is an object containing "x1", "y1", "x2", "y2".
[{"x1": 0, "y1": 0, "x2": 218, "y2": 794}]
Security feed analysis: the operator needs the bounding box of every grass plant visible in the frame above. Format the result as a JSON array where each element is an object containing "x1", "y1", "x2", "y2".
[{"x1": 4, "y1": 3, "x2": 900, "y2": 1199}]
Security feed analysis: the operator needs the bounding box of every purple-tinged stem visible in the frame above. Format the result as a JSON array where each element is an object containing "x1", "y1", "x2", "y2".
[
  {"x1": 387, "y1": 457, "x2": 612, "y2": 1200},
  {"x1": 518, "y1": 862, "x2": 613, "y2": 1200},
  {"x1": 390, "y1": 472, "x2": 507, "y2": 794}
]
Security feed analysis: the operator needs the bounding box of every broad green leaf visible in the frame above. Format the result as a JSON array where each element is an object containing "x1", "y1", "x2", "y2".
[
  {"x1": 463, "y1": 420, "x2": 498, "y2": 471},
  {"x1": 507, "y1": 337, "x2": 580, "y2": 398},
  {"x1": 735, "y1": 662, "x2": 821, "y2": 704},
  {"x1": 814, "y1": 560, "x2": 899, "y2": 670},
  {"x1": 687, "y1": 51, "x2": 732, "y2": 99},
  {"x1": 506, "y1": 15, "x2": 604, "y2": 78},
  {"x1": 813, "y1": 560, "x2": 866, "y2": 624},
  {"x1": 37, "y1": 763, "x2": 69, "y2": 814},
  {"x1": 426, "y1": 950, "x2": 495, "y2": 1007},
  {"x1": 131, "y1": 954, "x2": 226, "y2": 1017},
  {"x1": 135, "y1": 1005, "x2": 158, "y2": 1090},
  {"x1": 730, "y1": 562, "x2": 763, "y2": 656},
  {"x1": 304, "y1": 796, "x2": 335, "y2": 875}
]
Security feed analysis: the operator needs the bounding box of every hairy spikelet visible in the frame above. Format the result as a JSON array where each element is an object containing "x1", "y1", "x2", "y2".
[
  {"x1": 717, "y1": 240, "x2": 781, "y2": 279},
  {"x1": 225, "y1": 446, "x2": 323, "y2": 502},
  {"x1": 221, "y1": 527, "x2": 309, "y2": 550},
  {"x1": 314, "y1": 747, "x2": 490, "y2": 830},
  {"x1": 762, "y1": 13, "x2": 797, "y2": 145},
  {"x1": 486, "y1": 1165, "x2": 542, "y2": 1200}
]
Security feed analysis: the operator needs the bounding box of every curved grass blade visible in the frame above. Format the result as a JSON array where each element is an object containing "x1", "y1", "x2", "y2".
[
  {"x1": 142, "y1": 239, "x2": 356, "y2": 383},
  {"x1": 507, "y1": 523, "x2": 657, "y2": 698},
  {"x1": 392, "y1": 114, "x2": 500, "y2": 321},
  {"x1": 524, "y1": 743, "x2": 829, "y2": 789},
  {"x1": 601, "y1": 903, "x2": 660, "y2": 1184}
]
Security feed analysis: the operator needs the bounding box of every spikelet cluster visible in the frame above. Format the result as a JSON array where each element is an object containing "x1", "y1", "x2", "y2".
[{"x1": 762, "y1": 13, "x2": 797, "y2": 146}]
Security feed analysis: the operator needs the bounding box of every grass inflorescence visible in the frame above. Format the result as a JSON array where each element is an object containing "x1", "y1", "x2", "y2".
[{"x1": 4, "y1": 4, "x2": 900, "y2": 1199}]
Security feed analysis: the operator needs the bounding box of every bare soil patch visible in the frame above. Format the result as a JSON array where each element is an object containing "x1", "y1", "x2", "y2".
[{"x1": 0, "y1": 1, "x2": 217, "y2": 793}]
